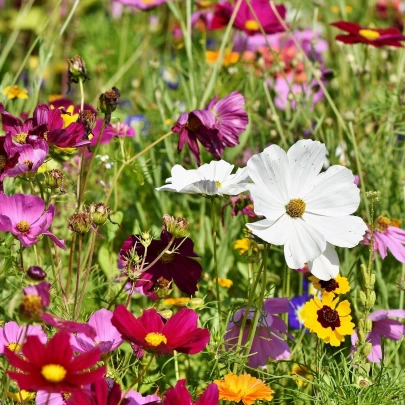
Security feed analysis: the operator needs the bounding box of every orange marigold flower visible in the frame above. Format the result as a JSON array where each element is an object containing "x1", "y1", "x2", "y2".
[{"x1": 214, "y1": 373, "x2": 274, "y2": 405}]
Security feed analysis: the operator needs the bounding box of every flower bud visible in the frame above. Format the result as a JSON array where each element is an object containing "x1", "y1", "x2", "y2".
[
  {"x1": 163, "y1": 214, "x2": 190, "y2": 238},
  {"x1": 153, "y1": 276, "x2": 172, "y2": 298},
  {"x1": 358, "y1": 328, "x2": 367, "y2": 344},
  {"x1": 189, "y1": 297, "x2": 204, "y2": 309},
  {"x1": 361, "y1": 343, "x2": 372, "y2": 357},
  {"x1": 68, "y1": 212, "x2": 92, "y2": 235},
  {"x1": 343, "y1": 111, "x2": 356, "y2": 122},
  {"x1": 67, "y1": 55, "x2": 90, "y2": 93},
  {"x1": 88, "y1": 203, "x2": 110, "y2": 226},
  {"x1": 98, "y1": 87, "x2": 120, "y2": 125},
  {"x1": 45, "y1": 169, "x2": 66, "y2": 194},
  {"x1": 159, "y1": 309, "x2": 173, "y2": 319},
  {"x1": 27, "y1": 266, "x2": 47, "y2": 281},
  {"x1": 140, "y1": 231, "x2": 153, "y2": 248},
  {"x1": 366, "y1": 291, "x2": 376, "y2": 308},
  {"x1": 80, "y1": 110, "x2": 96, "y2": 136}
]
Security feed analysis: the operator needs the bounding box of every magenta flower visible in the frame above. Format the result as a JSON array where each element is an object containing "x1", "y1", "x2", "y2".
[
  {"x1": 125, "y1": 390, "x2": 161, "y2": 405},
  {"x1": 365, "y1": 217, "x2": 405, "y2": 263},
  {"x1": 0, "y1": 321, "x2": 47, "y2": 354},
  {"x1": 115, "y1": 0, "x2": 166, "y2": 10},
  {"x1": 42, "y1": 313, "x2": 97, "y2": 339},
  {"x1": 71, "y1": 309, "x2": 123, "y2": 354},
  {"x1": 351, "y1": 309, "x2": 405, "y2": 363},
  {"x1": 91, "y1": 120, "x2": 135, "y2": 147},
  {"x1": 119, "y1": 230, "x2": 202, "y2": 297},
  {"x1": 68, "y1": 379, "x2": 123, "y2": 405},
  {"x1": 212, "y1": 0, "x2": 286, "y2": 36},
  {"x1": 111, "y1": 306, "x2": 210, "y2": 356},
  {"x1": 0, "y1": 194, "x2": 66, "y2": 249},
  {"x1": 0, "y1": 102, "x2": 34, "y2": 145},
  {"x1": 0, "y1": 137, "x2": 20, "y2": 186},
  {"x1": 225, "y1": 298, "x2": 292, "y2": 367},
  {"x1": 164, "y1": 379, "x2": 219, "y2": 405},
  {"x1": 206, "y1": 91, "x2": 248, "y2": 148}
]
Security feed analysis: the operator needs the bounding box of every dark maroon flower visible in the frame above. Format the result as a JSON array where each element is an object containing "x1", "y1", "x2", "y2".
[
  {"x1": 211, "y1": 0, "x2": 286, "y2": 36},
  {"x1": 119, "y1": 230, "x2": 202, "y2": 297},
  {"x1": 5, "y1": 332, "x2": 105, "y2": 393},
  {"x1": 331, "y1": 21, "x2": 405, "y2": 47},
  {"x1": 68, "y1": 378, "x2": 122, "y2": 405},
  {"x1": 164, "y1": 379, "x2": 219, "y2": 405},
  {"x1": 111, "y1": 305, "x2": 210, "y2": 355}
]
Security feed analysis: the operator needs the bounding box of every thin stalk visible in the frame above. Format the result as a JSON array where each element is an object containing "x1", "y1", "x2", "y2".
[
  {"x1": 211, "y1": 199, "x2": 221, "y2": 322},
  {"x1": 73, "y1": 236, "x2": 83, "y2": 318},
  {"x1": 65, "y1": 233, "x2": 77, "y2": 298},
  {"x1": 19, "y1": 242, "x2": 24, "y2": 272},
  {"x1": 174, "y1": 350, "x2": 180, "y2": 380},
  {"x1": 107, "y1": 277, "x2": 129, "y2": 310}
]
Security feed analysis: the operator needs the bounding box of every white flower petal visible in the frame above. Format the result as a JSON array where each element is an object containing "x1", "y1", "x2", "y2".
[
  {"x1": 284, "y1": 219, "x2": 326, "y2": 269},
  {"x1": 308, "y1": 243, "x2": 339, "y2": 280},
  {"x1": 304, "y1": 165, "x2": 360, "y2": 216},
  {"x1": 247, "y1": 144, "x2": 290, "y2": 204},
  {"x1": 246, "y1": 215, "x2": 291, "y2": 245},
  {"x1": 198, "y1": 160, "x2": 234, "y2": 182},
  {"x1": 247, "y1": 184, "x2": 286, "y2": 219},
  {"x1": 220, "y1": 166, "x2": 250, "y2": 195},
  {"x1": 303, "y1": 213, "x2": 367, "y2": 248},
  {"x1": 287, "y1": 139, "x2": 326, "y2": 197}
]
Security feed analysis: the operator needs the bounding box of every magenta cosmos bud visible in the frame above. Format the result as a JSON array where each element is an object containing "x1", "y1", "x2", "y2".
[
  {"x1": 27, "y1": 266, "x2": 47, "y2": 281},
  {"x1": 111, "y1": 305, "x2": 210, "y2": 355}
]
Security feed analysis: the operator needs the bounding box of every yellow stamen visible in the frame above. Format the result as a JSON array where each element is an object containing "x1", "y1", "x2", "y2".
[
  {"x1": 16, "y1": 220, "x2": 30, "y2": 234},
  {"x1": 7, "y1": 342, "x2": 22, "y2": 352},
  {"x1": 359, "y1": 29, "x2": 380, "y2": 41},
  {"x1": 41, "y1": 364, "x2": 67, "y2": 383},
  {"x1": 145, "y1": 332, "x2": 167, "y2": 347},
  {"x1": 285, "y1": 198, "x2": 306, "y2": 218},
  {"x1": 216, "y1": 181, "x2": 222, "y2": 188},
  {"x1": 0, "y1": 155, "x2": 6, "y2": 170},
  {"x1": 244, "y1": 20, "x2": 260, "y2": 31},
  {"x1": 13, "y1": 133, "x2": 28, "y2": 144}
]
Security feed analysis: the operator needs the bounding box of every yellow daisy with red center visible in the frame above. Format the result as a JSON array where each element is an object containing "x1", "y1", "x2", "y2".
[
  {"x1": 309, "y1": 274, "x2": 350, "y2": 295},
  {"x1": 301, "y1": 292, "x2": 354, "y2": 346}
]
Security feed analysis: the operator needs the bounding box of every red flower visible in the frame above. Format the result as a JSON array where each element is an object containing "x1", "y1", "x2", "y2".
[
  {"x1": 331, "y1": 21, "x2": 405, "y2": 47},
  {"x1": 164, "y1": 379, "x2": 219, "y2": 405},
  {"x1": 111, "y1": 306, "x2": 210, "y2": 356},
  {"x1": 5, "y1": 332, "x2": 105, "y2": 393},
  {"x1": 68, "y1": 379, "x2": 122, "y2": 405}
]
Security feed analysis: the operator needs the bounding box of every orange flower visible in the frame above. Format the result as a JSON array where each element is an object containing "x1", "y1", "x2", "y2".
[
  {"x1": 206, "y1": 50, "x2": 240, "y2": 66},
  {"x1": 214, "y1": 373, "x2": 274, "y2": 405}
]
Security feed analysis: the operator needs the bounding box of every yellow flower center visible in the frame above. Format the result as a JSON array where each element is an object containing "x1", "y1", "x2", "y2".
[
  {"x1": 16, "y1": 220, "x2": 30, "y2": 234},
  {"x1": 216, "y1": 181, "x2": 222, "y2": 188},
  {"x1": 359, "y1": 29, "x2": 380, "y2": 41},
  {"x1": 160, "y1": 252, "x2": 175, "y2": 263},
  {"x1": 0, "y1": 155, "x2": 6, "y2": 170},
  {"x1": 19, "y1": 295, "x2": 43, "y2": 320},
  {"x1": 13, "y1": 132, "x2": 28, "y2": 144},
  {"x1": 62, "y1": 393, "x2": 72, "y2": 400},
  {"x1": 216, "y1": 278, "x2": 233, "y2": 288},
  {"x1": 23, "y1": 160, "x2": 34, "y2": 169},
  {"x1": 376, "y1": 215, "x2": 391, "y2": 231},
  {"x1": 285, "y1": 198, "x2": 306, "y2": 217},
  {"x1": 41, "y1": 364, "x2": 67, "y2": 383},
  {"x1": 244, "y1": 20, "x2": 260, "y2": 31},
  {"x1": 7, "y1": 342, "x2": 22, "y2": 352},
  {"x1": 145, "y1": 332, "x2": 167, "y2": 347}
]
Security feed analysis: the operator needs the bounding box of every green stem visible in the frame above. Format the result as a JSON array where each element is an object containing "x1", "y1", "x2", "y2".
[
  {"x1": 211, "y1": 199, "x2": 221, "y2": 323},
  {"x1": 73, "y1": 235, "x2": 83, "y2": 318}
]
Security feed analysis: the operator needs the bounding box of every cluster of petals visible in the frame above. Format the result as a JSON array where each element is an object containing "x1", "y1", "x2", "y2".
[
  {"x1": 111, "y1": 305, "x2": 210, "y2": 355},
  {"x1": 157, "y1": 159, "x2": 249, "y2": 196},
  {"x1": 173, "y1": 92, "x2": 248, "y2": 164},
  {"x1": 164, "y1": 379, "x2": 219, "y2": 405},
  {"x1": 246, "y1": 139, "x2": 367, "y2": 280}
]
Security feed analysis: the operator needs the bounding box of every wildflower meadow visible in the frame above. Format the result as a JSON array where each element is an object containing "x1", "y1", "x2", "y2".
[{"x1": 1, "y1": 0, "x2": 405, "y2": 403}]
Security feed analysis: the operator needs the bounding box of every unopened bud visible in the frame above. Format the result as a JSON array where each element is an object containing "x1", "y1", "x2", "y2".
[
  {"x1": 80, "y1": 110, "x2": 96, "y2": 136},
  {"x1": 45, "y1": 169, "x2": 66, "y2": 194},
  {"x1": 361, "y1": 342, "x2": 372, "y2": 357},
  {"x1": 343, "y1": 111, "x2": 356, "y2": 122},
  {"x1": 140, "y1": 231, "x2": 153, "y2": 248},
  {"x1": 163, "y1": 214, "x2": 189, "y2": 238},
  {"x1": 367, "y1": 291, "x2": 376, "y2": 308},
  {"x1": 67, "y1": 55, "x2": 90, "y2": 93},
  {"x1": 88, "y1": 203, "x2": 110, "y2": 226},
  {"x1": 189, "y1": 297, "x2": 204, "y2": 309},
  {"x1": 27, "y1": 266, "x2": 47, "y2": 281},
  {"x1": 98, "y1": 87, "x2": 120, "y2": 125},
  {"x1": 69, "y1": 211, "x2": 92, "y2": 235},
  {"x1": 159, "y1": 309, "x2": 173, "y2": 319},
  {"x1": 358, "y1": 328, "x2": 367, "y2": 344},
  {"x1": 153, "y1": 276, "x2": 172, "y2": 298}
]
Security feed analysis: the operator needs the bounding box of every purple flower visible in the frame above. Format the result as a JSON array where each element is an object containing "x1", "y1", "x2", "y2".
[
  {"x1": 36, "y1": 391, "x2": 70, "y2": 405},
  {"x1": 0, "y1": 321, "x2": 47, "y2": 354},
  {"x1": 351, "y1": 309, "x2": 405, "y2": 363},
  {"x1": 0, "y1": 194, "x2": 66, "y2": 249},
  {"x1": 225, "y1": 298, "x2": 292, "y2": 367},
  {"x1": 125, "y1": 390, "x2": 161, "y2": 405},
  {"x1": 91, "y1": 120, "x2": 136, "y2": 147},
  {"x1": 288, "y1": 294, "x2": 311, "y2": 329},
  {"x1": 71, "y1": 309, "x2": 123, "y2": 354}
]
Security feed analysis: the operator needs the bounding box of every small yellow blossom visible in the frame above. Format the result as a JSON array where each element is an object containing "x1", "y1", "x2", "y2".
[
  {"x1": 2, "y1": 85, "x2": 29, "y2": 100},
  {"x1": 206, "y1": 50, "x2": 240, "y2": 66},
  {"x1": 7, "y1": 390, "x2": 36, "y2": 402},
  {"x1": 309, "y1": 274, "x2": 350, "y2": 295},
  {"x1": 214, "y1": 278, "x2": 233, "y2": 288},
  {"x1": 163, "y1": 297, "x2": 190, "y2": 306}
]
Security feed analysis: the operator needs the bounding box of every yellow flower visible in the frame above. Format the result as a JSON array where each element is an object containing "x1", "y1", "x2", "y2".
[
  {"x1": 206, "y1": 50, "x2": 240, "y2": 66},
  {"x1": 234, "y1": 238, "x2": 257, "y2": 255},
  {"x1": 302, "y1": 293, "x2": 355, "y2": 347},
  {"x1": 214, "y1": 373, "x2": 274, "y2": 405},
  {"x1": 214, "y1": 278, "x2": 233, "y2": 288},
  {"x1": 2, "y1": 85, "x2": 29, "y2": 100},
  {"x1": 163, "y1": 297, "x2": 190, "y2": 306},
  {"x1": 308, "y1": 274, "x2": 350, "y2": 295},
  {"x1": 290, "y1": 364, "x2": 312, "y2": 387},
  {"x1": 7, "y1": 390, "x2": 36, "y2": 402}
]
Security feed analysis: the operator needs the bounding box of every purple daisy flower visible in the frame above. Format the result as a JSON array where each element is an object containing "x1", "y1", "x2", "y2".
[
  {"x1": 351, "y1": 309, "x2": 405, "y2": 363},
  {"x1": 71, "y1": 308, "x2": 123, "y2": 354},
  {"x1": 0, "y1": 194, "x2": 66, "y2": 249},
  {"x1": 225, "y1": 298, "x2": 292, "y2": 367},
  {"x1": 289, "y1": 294, "x2": 311, "y2": 329}
]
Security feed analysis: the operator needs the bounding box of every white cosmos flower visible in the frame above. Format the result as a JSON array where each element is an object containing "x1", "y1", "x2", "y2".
[
  {"x1": 156, "y1": 160, "x2": 249, "y2": 196},
  {"x1": 246, "y1": 139, "x2": 367, "y2": 280}
]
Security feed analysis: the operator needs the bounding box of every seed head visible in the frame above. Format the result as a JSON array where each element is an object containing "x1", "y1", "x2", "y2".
[
  {"x1": 67, "y1": 55, "x2": 90, "y2": 93},
  {"x1": 88, "y1": 203, "x2": 110, "y2": 226},
  {"x1": 98, "y1": 87, "x2": 120, "y2": 125},
  {"x1": 163, "y1": 214, "x2": 190, "y2": 238},
  {"x1": 68, "y1": 211, "x2": 92, "y2": 235}
]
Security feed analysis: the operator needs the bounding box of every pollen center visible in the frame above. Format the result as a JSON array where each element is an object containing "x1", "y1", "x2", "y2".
[
  {"x1": 359, "y1": 29, "x2": 380, "y2": 41},
  {"x1": 160, "y1": 252, "x2": 175, "y2": 263},
  {"x1": 16, "y1": 220, "x2": 30, "y2": 234},
  {"x1": 245, "y1": 19, "x2": 260, "y2": 31},
  {"x1": 319, "y1": 278, "x2": 339, "y2": 293},
  {"x1": 216, "y1": 181, "x2": 222, "y2": 188},
  {"x1": 285, "y1": 198, "x2": 306, "y2": 218},
  {"x1": 0, "y1": 155, "x2": 6, "y2": 170},
  {"x1": 7, "y1": 342, "x2": 22, "y2": 352},
  {"x1": 41, "y1": 364, "x2": 67, "y2": 383},
  {"x1": 145, "y1": 332, "x2": 167, "y2": 346},
  {"x1": 317, "y1": 305, "x2": 341, "y2": 330},
  {"x1": 13, "y1": 132, "x2": 28, "y2": 144},
  {"x1": 23, "y1": 160, "x2": 34, "y2": 169},
  {"x1": 376, "y1": 215, "x2": 391, "y2": 231},
  {"x1": 185, "y1": 115, "x2": 201, "y2": 132}
]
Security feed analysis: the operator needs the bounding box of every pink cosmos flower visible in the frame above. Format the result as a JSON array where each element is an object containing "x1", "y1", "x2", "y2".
[
  {"x1": 125, "y1": 390, "x2": 161, "y2": 405},
  {"x1": 24, "y1": 281, "x2": 51, "y2": 307},
  {"x1": 91, "y1": 120, "x2": 135, "y2": 147},
  {"x1": 116, "y1": 0, "x2": 167, "y2": 10},
  {"x1": 71, "y1": 309, "x2": 123, "y2": 354},
  {"x1": 351, "y1": 309, "x2": 405, "y2": 363},
  {"x1": 0, "y1": 194, "x2": 66, "y2": 249},
  {"x1": 365, "y1": 217, "x2": 405, "y2": 263},
  {"x1": 112, "y1": 306, "x2": 210, "y2": 356},
  {"x1": 164, "y1": 379, "x2": 219, "y2": 405},
  {"x1": 225, "y1": 298, "x2": 292, "y2": 367},
  {"x1": 36, "y1": 391, "x2": 71, "y2": 405},
  {"x1": 212, "y1": 0, "x2": 286, "y2": 36},
  {"x1": 0, "y1": 321, "x2": 47, "y2": 354}
]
